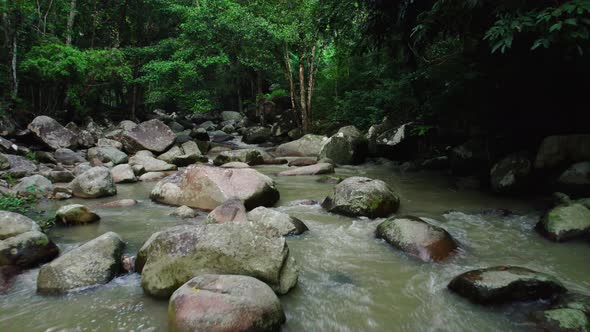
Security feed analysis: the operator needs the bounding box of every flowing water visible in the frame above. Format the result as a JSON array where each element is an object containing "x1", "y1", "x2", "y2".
[{"x1": 1, "y1": 157, "x2": 590, "y2": 332}]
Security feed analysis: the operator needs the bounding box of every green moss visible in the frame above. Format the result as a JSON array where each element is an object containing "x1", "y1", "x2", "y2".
[{"x1": 544, "y1": 308, "x2": 589, "y2": 330}]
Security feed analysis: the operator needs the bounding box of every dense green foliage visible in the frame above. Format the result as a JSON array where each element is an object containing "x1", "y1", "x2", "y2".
[{"x1": 1, "y1": 0, "x2": 588, "y2": 134}]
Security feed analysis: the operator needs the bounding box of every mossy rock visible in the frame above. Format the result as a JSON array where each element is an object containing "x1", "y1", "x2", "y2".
[
  {"x1": 537, "y1": 204, "x2": 590, "y2": 242},
  {"x1": 531, "y1": 308, "x2": 589, "y2": 332}
]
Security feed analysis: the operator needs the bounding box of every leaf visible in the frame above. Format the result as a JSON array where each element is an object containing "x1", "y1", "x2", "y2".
[{"x1": 549, "y1": 22, "x2": 562, "y2": 32}]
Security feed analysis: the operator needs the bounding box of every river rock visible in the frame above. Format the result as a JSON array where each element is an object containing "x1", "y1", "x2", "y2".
[
  {"x1": 221, "y1": 111, "x2": 244, "y2": 121},
  {"x1": 0, "y1": 211, "x2": 41, "y2": 239},
  {"x1": 119, "y1": 120, "x2": 137, "y2": 131},
  {"x1": 247, "y1": 207, "x2": 308, "y2": 236},
  {"x1": 170, "y1": 205, "x2": 197, "y2": 218},
  {"x1": 449, "y1": 139, "x2": 491, "y2": 176},
  {"x1": 275, "y1": 134, "x2": 328, "y2": 157},
  {"x1": 1, "y1": 154, "x2": 38, "y2": 178},
  {"x1": 0, "y1": 231, "x2": 59, "y2": 268},
  {"x1": 531, "y1": 308, "x2": 590, "y2": 332},
  {"x1": 243, "y1": 126, "x2": 272, "y2": 144},
  {"x1": 288, "y1": 158, "x2": 317, "y2": 167},
  {"x1": 110, "y1": 164, "x2": 137, "y2": 183},
  {"x1": 54, "y1": 148, "x2": 84, "y2": 165},
  {"x1": 97, "y1": 138, "x2": 122, "y2": 150},
  {"x1": 213, "y1": 149, "x2": 265, "y2": 166},
  {"x1": 95, "y1": 199, "x2": 138, "y2": 208},
  {"x1": 13, "y1": 175, "x2": 53, "y2": 197},
  {"x1": 151, "y1": 166, "x2": 279, "y2": 210},
  {"x1": 205, "y1": 199, "x2": 248, "y2": 224},
  {"x1": 447, "y1": 266, "x2": 566, "y2": 304},
  {"x1": 490, "y1": 152, "x2": 533, "y2": 193},
  {"x1": 56, "y1": 204, "x2": 100, "y2": 226},
  {"x1": 121, "y1": 119, "x2": 176, "y2": 154},
  {"x1": 169, "y1": 274, "x2": 285, "y2": 332},
  {"x1": 376, "y1": 216, "x2": 457, "y2": 262},
  {"x1": 535, "y1": 135, "x2": 590, "y2": 170},
  {"x1": 139, "y1": 172, "x2": 171, "y2": 182},
  {"x1": 158, "y1": 146, "x2": 183, "y2": 163},
  {"x1": 319, "y1": 126, "x2": 368, "y2": 165},
  {"x1": 37, "y1": 232, "x2": 125, "y2": 294},
  {"x1": 278, "y1": 163, "x2": 334, "y2": 176},
  {"x1": 537, "y1": 203, "x2": 590, "y2": 242},
  {"x1": 322, "y1": 176, "x2": 400, "y2": 218},
  {"x1": 88, "y1": 147, "x2": 128, "y2": 165},
  {"x1": 27, "y1": 116, "x2": 77, "y2": 150},
  {"x1": 71, "y1": 166, "x2": 117, "y2": 198},
  {"x1": 43, "y1": 169, "x2": 75, "y2": 183},
  {"x1": 129, "y1": 151, "x2": 177, "y2": 172},
  {"x1": 136, "y1": 223, "x2": 298, "y2": 298},
  {"x1": 220, "y1": 161, "x2": 250, "y2": 168},
  {"x1": 181, "y1": 141, "x2": 201, "y2": 156},
  {"x1": 557, "y1": 162, "x2": 590, "y2": 195}
]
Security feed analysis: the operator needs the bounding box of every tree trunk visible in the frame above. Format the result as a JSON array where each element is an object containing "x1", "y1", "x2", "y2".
[
  {"x1": 65, "y1": 0, "x2": 77, "y2": 45},
  {"x1": 298, "y1": 51, "x2": 309, "y2": 132},
  {"x1": 10, "y1": 29, "x2": 18, "y2": 99},
  {"x1": 283, "y1": 45, "x2": 301, "y2": 128}
]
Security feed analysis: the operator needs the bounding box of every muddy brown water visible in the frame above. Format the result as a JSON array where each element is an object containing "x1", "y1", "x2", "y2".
[{"x1": 1, "y1": 159, "x2": 589, "y2": 331}]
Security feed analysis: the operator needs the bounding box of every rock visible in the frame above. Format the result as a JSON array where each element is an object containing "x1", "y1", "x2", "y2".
[
  {"x1": 367, "y1": 116, "x2": 395, "y2": 154},
  {"x1": 0, "y1": 153, "x2": 10, "y2": 170},
  {"x1": 554, "y1": 292, "x2": 590, "y2": 316},
  {"x1": 535, "y1": 135, "x2": 590, "y2": 170},
  {"x1": 198, "y1": 121, "x2": 216, "y2": 131},
  {"x1": 557, "y1": 162, "x2": 590, "y2": 195},
  {"x1": 74, "y1": 163, "x2": 92, "y2": 176},
  {"x1": 0, "y1": 211, "x2": 41, "y2": 239},
  {"x1": 169, "y1": 274, "x2": 285, "y2": 332},
  {"x1": 0, "y1": 154, "x2": 38, "y2": 178},
  {"x1": 0, "y1": 265, "x2": 20, "y2": 292},
  {"x1": 190, "y1": 128, "x2": 210, "y2": 142},
  {"x1": 247, "y1": 207, "x2": 308, "y2": 236},
  {"x1": 0, "y1": 231, "x2": 59, "y2": 268},
  {"x1": 489, "y1": 152, "x2": 533, "y2": 194},
  {"x1": 49, "y1": 186, "x2": 73, "y2": 200},
  {"x1": 118, "y1": 120, "x2": 137, "y2": 131},
  {"x1": 77, "y1": 130, "x2": 96, "y2": 148},
  {"x1": 110, "y1": 164, "x2": 137, "y2": 183},
  {"x1": 181, "y1": 141, "x2": 201, "y2": 156},
  {"x1": 88, "y1": 147, "x2": 128, "y2": 165},
  {"x1": 37, "y1": 232, "x2": 125, "y2": 294},
  {"x1": 221, "y1": 111, "x2": 244, "y2": 121},
  {"x1": 531, "y1": 308, "x2": 590, "y2": 332},
  {"x1": 168, "y1": 121, "x2": 185, "y2": 133},
  {"x1": 220, "y1": 161, "x2": 250, "y2": 168},
  {"x1": 170, "y1": 205, "x2": 197, "y2": 218},
  {"x1": 158, "y1": 146, "x2": 183, "y2": 163},
  {"x1": 151, "y1": 166, "x2": 279, "y2": 210},
  {"x1": 55, "y1": 204, "x2": 100, "y2": 226},
  {"x1": 213, "y1": 149, "x2": 265, "y2": 166},
  {"x1": 13, "y1": 175, "x2": 52, "y2": 197},
  {"x1": 97, "y1": 138, "x2": 123, "y2": 150},
  {"x1": 449, "y1": 139, "x2": 491, "y2": 176},
  {"x1": 205, "y1": 199, "x2": 248, "y2": 224},
  {"x1": 242, "y1": 126, "x2": 272, "y2": 144},
  {"x1": 316, "y1": 175, "x2": 345, "y2": 184},
  {"x1": 322, "y1": 176, "x2": 400, "y2": 218},
  {"x1": 95, "y1": 199, "x2": 138, "y2": 208},
  {"x1": 319, "y1": 126, "x2": 368, "y2": 165},
  {"x1": 139, "y1": 172, "x2": 172, "y2": 182},
  {"x1": 222, "y1": 124, "x2": 235, "y2": 134},
  {"x1": 371, "y1": 122, "x2": 420, "y2": 160},
  {"x1": 537, "y1": 203, "x2": 590, "y2": 242},
  {"x1": 447, "y1": 266, "x2": 566, "y2": 304},
  {"x1": 43, "y1": 169, "x2": 75, "y2": 183},
  {"x1": 171, "y1": 154, "x2": 208, "y2": 167},
  {"x1": 129, "y1": 151, "x2": 177, "y2": 172},
  {"x1": 376, "y1": 216, "x2": 457, "y2": 262},
  {"x1": 288, "y1": 158, "x2": 317, "y2": 167},
  {"x1": 131, "y1": 164, "x2": 146, "y2": 176},
  {"x1": 54, "y1": 148, "x2": 84, "y2": 165},
  {"x1": 71, "y1": 166, "x2": 117, "y2": 198},
  {"x1": 421, "y1": 156, "x2": 449, "y2": 170},
  {"x1": 278, "y1": 163, "x2": 334, "y2": 176},
  {"x1": 136, "y1": 223, "x2": 298, "y2": 298},
  {"x1": 121, "y1": 119, "x2": 176, "y2": 154},
  {"x1": 275, "y1": 134, "x2": 328, "y2": 157},
  {"x1": 27, "y1": 116, "x2": 77, "y2": 150}
]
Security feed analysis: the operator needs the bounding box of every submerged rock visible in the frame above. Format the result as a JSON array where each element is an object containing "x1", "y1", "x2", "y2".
[
  {"x1": 322, "y1": 176, "x2": 400, "y2": 218},
  {"x1": 71, "y1": 166, "x2": 117, "y2": 198},
  {"x1": 247, "y1": 207, "x2": 308, "y2": 236},
  {"x1": 287, "y1": 158, "x2": 317, "y2": 167},
  {"x1": 275, "y1": 134, "x2": 328, "y2": 157},
  {"x1": 150, "y1": 166, "x2": 279, "y2": 210},
  {"x1": 169, "y1": 274, "x2": 285, "y2": 332},
  {"x1": 37, "y1": 232, "x2": 125, "y2": 294},
  {"x1": 278, "y1": 163, "x2": 334, "y2": 176},
  {"x1": 205, "y1": 199, "x2": 248, "y2": 224},
  {"x1": 136, "y1": 224, "x2": 298, "y2": 298},
  {"x1": 121, "y1": 119, "x2": 176, "y2": 154},
  {"x1": 531, "y1": 308, "x2": 590, "y2": 332},
  {"x1": 55, "y1": 204, "x2": 100, "y2": 226},
  {"x1": 170, "y1": 205, "x2": 197, "y2": 219},
  {"x1": 28, "y1": 116, "x2": 77, "y2": 150},
  {"x1": 95, "y1": 199, "x2": 138, "y2": 208},
  {"x1": 537, "y1": 203, "x2": 590, "y2": 242},
  {"x1": 448, "y1": 266, "x2": 566, "y2": 304},
  {"x1": 376, "y1": 216, "x2": 457, "y2": 262}
]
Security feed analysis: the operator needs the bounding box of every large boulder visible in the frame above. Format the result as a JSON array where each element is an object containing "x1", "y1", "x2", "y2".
[
  {"x1": 213, "y1": 149, "x2": 265, "y2": 166},
  {"x1": 150, "y1": 166, "x2": 279, "y2": 210},
  {"x1": 70, "y1": 166, "x2": 117, "y2": 198},
  {"x1": 169, "y1": 274, "x2": 285, "y2": 332},
  {"x1": 129, "y1": 151, "x2": 177, "y2": 172},
  {"x1": 0, "y1": 154, "x2": 38, "y2": 178},
  {"x1": 448, "y1": 266, "x2": 566, "y2": 304},
  {"x1": 319, "y1": 126, "x2": 368, "y2": 165},
  {"x1": 322, "y1": 176, "x2": 400, "y2": 218},
  {"x1": 376, "y1": 216, "x2": 457, "y2": 262},
  {"x1": 537, "y1": 203, "x2": 590, "y2": 242},
  {"x1": 278, "y1": 163, "x2": 334, "y2": 176},
  {"x1": 0, "y1": 211, "x2": 40, "y2": 239},
  {"x1": 242, "y1": 126, "x2": 272, "y2": 144},
  {"x1": 55, "y1": 204, "x2": 100, "y2": 226},
  {"x1": 205, "y1": 198, "x2": 248, "y2": 224},
  {"x1": 13, "y1": 175, "x2": 52, "y2": 197},
  {"x1": 136, "y1": 224, "x2": 298, "y2": 298},
  {"x1": 88, "y1": 147, "x2": 128, "y2": 165},
  {"x1": 490, "y1": 152, "x2": 533, "y2": 194},
  {"x1": 275, "y1": 134, "x2": 328, "y2": 157},
  {"x1": 556, "y1": 162, "x2": 590, "y2": 196},
  {"x1": 247, "y1": 207, "x2": 308, "y2": 236},
  {"x1": 37, "y1": 232, "x2": 125, "y2": 294},
  {"x1": 535, "y1": 135, "x2": 590, "y2": 170},
  {"x1": 27, "y1": 116, "x2": 77, "y2": 150},
  {"x1": 121, "y1": 119, "x2": 176, "y2": 154}
]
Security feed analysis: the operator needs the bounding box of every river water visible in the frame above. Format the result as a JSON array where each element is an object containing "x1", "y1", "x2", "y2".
[{"x1": 1, "y1": 158, "x2": 589, "y2": 331}]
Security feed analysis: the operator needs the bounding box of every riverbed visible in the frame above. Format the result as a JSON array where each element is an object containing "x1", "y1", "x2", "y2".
[{"x1": 1, "y1": 159, "x2": 589, "y2": 331}]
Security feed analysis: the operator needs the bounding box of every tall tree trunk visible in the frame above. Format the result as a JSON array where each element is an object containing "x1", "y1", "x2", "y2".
[
  {"x1": 306, "y1": 44, "x2": 317, "y2": 127},
  {"x1": 298, "y1": 51, "x2": 309, "y2": 132},
  {"x1": 3, "y1": 11, "x2": 19, "y2": 100},
  {"x1": 283, "y1": 45, "x2": 300, "y2": 128},
  {"x1": 65, "y1": 0, "x2": 77, "y2": 45},
  {"x1": 10, "y1": 30, "x2": 18, "y2": 99}
]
